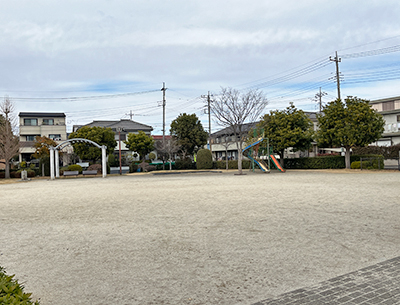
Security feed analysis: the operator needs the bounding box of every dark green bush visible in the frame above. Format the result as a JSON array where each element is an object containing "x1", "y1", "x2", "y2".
[
  {"x1": 67, "y1": 164, "x2": 83, "y2": 173},
  {"x1": 129, "y1": 163, "x2": 139, "y2": 173},
  {"x1": 108, "y1": 154, "x2": 119, "y2": 167},
  {"x1": 213, "y1": 160, "x2": 251, "y2": 170},
  {"x1": 175, "y1": 158, "x2": 196, "y2": 170},
  {"x1": 285, "y1": 154, "x2": 384, "y2": 169},
  {"x1": 0, "y1": 266, "x2": 40, "y2": 304},
  {"x1": 196, "y1": 149, "x2": 213, "y2": 169}
]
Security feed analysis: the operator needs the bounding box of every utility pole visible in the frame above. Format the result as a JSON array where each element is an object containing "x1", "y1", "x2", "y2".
[
  {"x1": 330, "y1": 51, "x2": 342, "y2": 100},
  {"x1": 127, "y1": 110, "x2": 134, "y2": 120},
  {"x1": 161, "y1": 82, "x2": 167, "y2": 146},
  {"x1": 201, "y1": 91, "x2": 213, "y2": 159},
  {"x1": 315, "y1": 87, "x2": 327, "y2": 113}
]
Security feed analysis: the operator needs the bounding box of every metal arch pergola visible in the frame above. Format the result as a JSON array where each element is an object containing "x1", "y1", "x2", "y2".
[{"x1": 49, "y1": 138, "x2": 107, "y2": 180}]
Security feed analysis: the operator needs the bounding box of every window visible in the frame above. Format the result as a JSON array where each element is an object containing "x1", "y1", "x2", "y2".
[
  {"x1": 42, "y1": 119, "x2": 54, "y2": 125},
  {"x1": 382, "y1": 101, "x2": 395, "y2": 111},
  {"x1": 24, "y1": 118, "x2": 38, "y2": 126},
  {"x1": 49, "y1": 134, "x2": 61, "y2": 140},
  {"x1": 26, "y1": 135, "x2": 38, "y2": 141}
]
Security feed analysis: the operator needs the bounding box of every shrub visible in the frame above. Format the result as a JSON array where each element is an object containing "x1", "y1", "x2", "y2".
[
  {"x1": 0, "y1": 266, "x2": 40, "y2": 304},
  {"x1": 350, "y1": 161, "x2": 361, "y2": 169},
  {"x1": 213, "y1": 160, "x2": 251, "y2": 170},
  {"x1": 148, "y1": 152, "x2": 156, "y2": 161},
  {"x1": 16, "y1": 169, "x2": 35, "y2": 178},
  {"x1": 87, "y1": 163, "x2": 102, "y2": 173},
  {"x1": 129, "y1": 163, "x2": 139, "y2": 173},
  {"x1": 108, "y1": 154, "x2": 119, "y2": 167},
  {"x1": 175, "y1": 158, "x2": 196, "y2": 170},
  {"x1": 196, "y1": 149, "x2": 213, "y2": 169},
  {"x1": 67, "y1": 164, "x2": 83, "y2": 173},
  {"x1": 285, "y1": 154, "x2": 384, "y2": 169}
]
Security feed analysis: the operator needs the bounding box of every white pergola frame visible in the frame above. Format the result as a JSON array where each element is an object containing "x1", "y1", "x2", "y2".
[{"x1": 50, "y1": 138, "x2": 107, "y2": 180}]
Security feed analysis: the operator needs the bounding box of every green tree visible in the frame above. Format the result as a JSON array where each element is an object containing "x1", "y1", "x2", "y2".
[
  {"x1": 256, "y1": 103, "x2": 314, "y2": 167},
  {"x1": 170, "y1": 113, "x2": 208, "y2": 157},
  {"x1": 0, "y1": 98, "x2": 20, "y2": 179},
  {"x1": 124, "y1": 130, "x2": 155, "y2": 161},
  {"x1": 69, "y1": 126, "x2": 116, "y2": 161},
  {"x1": 317, "y1": 96, "x2": 385, "y2": 169}
]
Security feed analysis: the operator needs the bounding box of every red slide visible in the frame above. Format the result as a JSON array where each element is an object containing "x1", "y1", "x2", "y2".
[{"x1": 269, "y1": 155, "x2": 285, "y2": 172}]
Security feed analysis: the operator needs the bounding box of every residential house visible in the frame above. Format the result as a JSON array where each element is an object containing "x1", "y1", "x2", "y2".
[
  {"x1": 19, "y1": 112, "x2": 67, "y2": 162},
  {"x1": 210, "y1": 112, "x2": 319, "y2": 161},
  {"x1": 370, "y1": 96, "x2": 400, "y2": 146},
  {"x1": 73, "y1": 119, "x2": 153, "y2": 159}
]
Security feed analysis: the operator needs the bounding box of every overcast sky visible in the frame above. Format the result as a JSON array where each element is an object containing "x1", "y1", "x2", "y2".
[{"x1": 1, "y1": 0, "x2": 400, "y2": 133}]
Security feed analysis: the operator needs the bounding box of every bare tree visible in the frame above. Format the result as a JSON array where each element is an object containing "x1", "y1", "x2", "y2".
[
  {"x1": 0, "y1": 97, "x2": 20, "y2": 179},
  {"x1": 155, "y1": 137, "x2": 180, "y2": 170},
  {"x1": 212, "y1": 88, "x2": 267, "y2": 175}
]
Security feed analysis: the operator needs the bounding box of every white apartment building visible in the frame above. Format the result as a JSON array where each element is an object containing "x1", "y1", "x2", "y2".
[
  {"x1": 370, "y1": 96, "x2": 400, "y2": 146},
  {"x1": 19, "y1": 112, "x2": 67, "y2": 162}
]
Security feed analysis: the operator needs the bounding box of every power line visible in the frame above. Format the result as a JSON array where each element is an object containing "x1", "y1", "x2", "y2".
[{"x1": 10, "y1": 89, "x2": 160, "y2": 102}]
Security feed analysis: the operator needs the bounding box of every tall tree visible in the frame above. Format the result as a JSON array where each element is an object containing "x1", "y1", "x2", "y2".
[
  {"x1": 317, "y1": 96, "x2": 385, "y2": 169},
  {"x1": 32, "y1": 136, "x2": 58, "y2": 176},
  {"x1": 69, "y1": 126, "x2": 116, "y2": 161},
  {"x1": 170, "y1": 113, "x2": 208, "y2": 157},
  {"x1": 256, "y1": 103, "x2": 314, "y2": 167},
  {"x1": 0, "y1": 97, "x2": 20, "y2": 179},
  {"x1": 212, "y1": 87, "x2": 268, "y2": 175},
  {"x1": 124, "y1": 130, "x2": 155, "y2": 161}
]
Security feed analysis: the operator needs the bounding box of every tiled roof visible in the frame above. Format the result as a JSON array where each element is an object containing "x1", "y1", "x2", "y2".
[{"x1": 80, "y1": 119, "x2": 153, "y2": 132}]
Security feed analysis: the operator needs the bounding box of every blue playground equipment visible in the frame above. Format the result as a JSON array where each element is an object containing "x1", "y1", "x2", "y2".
[{"x1": 243, "y1": 130, "x2": 285, "y2": 173}]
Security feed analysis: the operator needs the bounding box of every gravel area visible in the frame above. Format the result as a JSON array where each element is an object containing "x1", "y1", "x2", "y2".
[{"x1": 1, "y1": 170, "x2": 399, "y2": 305}]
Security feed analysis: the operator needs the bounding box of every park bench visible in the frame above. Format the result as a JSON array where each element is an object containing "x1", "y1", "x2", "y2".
[
  {"x1": 63, "y1": 170, "x2": 79, "y2": 177},
  {"x1": 82, "y1": 170, "x2": 98, "y2": 176}
]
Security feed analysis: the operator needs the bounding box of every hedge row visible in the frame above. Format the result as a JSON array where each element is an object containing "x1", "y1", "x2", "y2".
[{"x1": 284, "y1": 154, "x2": 384, "y2": 169}]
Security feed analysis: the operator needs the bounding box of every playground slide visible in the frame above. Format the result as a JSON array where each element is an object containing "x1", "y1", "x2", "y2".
[
  {"x1": 247, "y1": 155, "x2": 270, "y2": 172},
  {"x1": 269, "y1": 155, "x2": 285, "y2": 172}
]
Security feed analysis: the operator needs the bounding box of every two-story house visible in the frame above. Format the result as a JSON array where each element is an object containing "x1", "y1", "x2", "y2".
[
  {"x1": 19, "y1": 112, "x2": 67, "y2": 162},
  {"x1": 370, "y1": 96, "x2": 400, "y2": 146},
  {"x1": 73, "y1": 119, "x2": 153, "y2": 159}
]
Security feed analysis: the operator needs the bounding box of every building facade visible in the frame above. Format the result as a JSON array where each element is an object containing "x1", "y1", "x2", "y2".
[
  {"x1": 370, "y1": 96, "x2": 400, "y2": 146},
  {"x1": 19, "y1": 112, "x2": 67, "y2": 162}
]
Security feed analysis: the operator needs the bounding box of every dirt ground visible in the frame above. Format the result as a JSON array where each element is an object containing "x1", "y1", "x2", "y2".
[{"x1": 1, "y1": 170, "x2": 399, "y2": 305}]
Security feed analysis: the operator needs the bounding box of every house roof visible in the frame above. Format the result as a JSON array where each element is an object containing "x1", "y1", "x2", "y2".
[
  {"x1": 19, "y1": 112, "x2": 66, "y2": 118},
  {"x1": 211, "y1": 112, "x2": 318, "y2": 137},
  {"x1": 370, "y1": 96, "x2": 400, "y2": 104},
  {"x1": 211, "y1": 122, "x2": 258, "y2": 137},
  {"x1": 152, "y1": 135, "x2": 172, "y2": 140},
  {"x1": 77, "y1": 119, "x2": 153, "y2": 132}
]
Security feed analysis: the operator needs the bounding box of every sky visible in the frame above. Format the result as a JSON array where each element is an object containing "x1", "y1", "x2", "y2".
[{"x1": 1, "y1": 0, "x2": 400, "y2": 134}]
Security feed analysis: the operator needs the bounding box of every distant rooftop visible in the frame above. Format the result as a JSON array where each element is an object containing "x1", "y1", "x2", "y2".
[
  {"x1": 19, "y1": 112, "x2": 66, "y2": 118},
  {"x1": 74, "y1": 119, "x2": 153, "y2": 132}
]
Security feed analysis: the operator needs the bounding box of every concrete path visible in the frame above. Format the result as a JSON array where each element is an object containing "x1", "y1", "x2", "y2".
[{"x1": 1, "y1": 170, "x2": 399, "y2": 304}]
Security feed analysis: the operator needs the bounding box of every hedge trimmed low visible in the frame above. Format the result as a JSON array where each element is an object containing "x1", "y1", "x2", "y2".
[{"x1": 284, "y1": 154, "x2": 384, "y2": 169}]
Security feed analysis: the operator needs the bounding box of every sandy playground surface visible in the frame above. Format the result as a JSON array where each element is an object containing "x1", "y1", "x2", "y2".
[{"x1": 1, "y1": 170, "x2": 400, "y2": 305}]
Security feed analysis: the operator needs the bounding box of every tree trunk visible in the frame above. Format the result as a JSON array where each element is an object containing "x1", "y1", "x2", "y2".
[
  {"x1": 345, "y1": 146, "x2": 351, "y2": 169},
  {"x1": 225, "y1": 148, "x2": 228, "y2": 170},
  {"x1": 237, "y1": 142, "x2": 243, "y2": 175},
  {"x1": 279, "y1": 149, "x2": 285, "y2": 168},
  {"x1": 5, "y1": 162, "x2": 10, "y2": 179}
]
